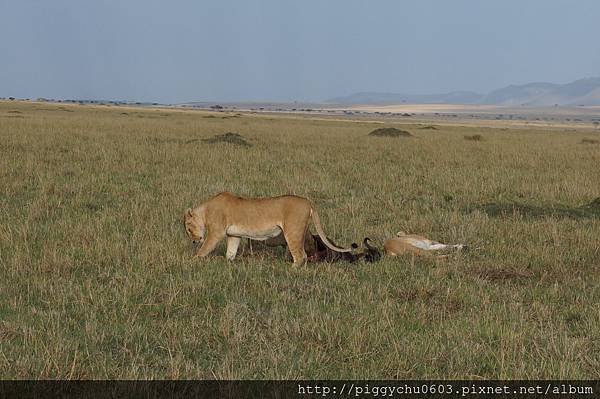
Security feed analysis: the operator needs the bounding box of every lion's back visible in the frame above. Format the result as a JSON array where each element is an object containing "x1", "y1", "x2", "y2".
[{"x1": 204, "y1": 192, "x2": 312, "y2": 226}]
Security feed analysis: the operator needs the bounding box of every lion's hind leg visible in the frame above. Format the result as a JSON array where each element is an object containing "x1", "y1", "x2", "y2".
[{"x1": 283, "y1": 228, "x2": 308, "y2": 266}]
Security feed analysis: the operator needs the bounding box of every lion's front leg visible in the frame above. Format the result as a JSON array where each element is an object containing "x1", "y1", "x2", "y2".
[
  {"x1": 225, "y1": 236, "x2": 241, "y2": 261},
  {"x1": 194, "y1": 231, "x2": 224, "y2": 258}
]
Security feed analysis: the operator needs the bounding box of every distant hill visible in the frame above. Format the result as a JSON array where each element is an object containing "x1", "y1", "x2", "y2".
[
  {"x1": 329, "y1": 77, "x2": 600, "y2": 106},
  {"x1": 481, "y1": 77, "x2": 600, "y2": 106}
]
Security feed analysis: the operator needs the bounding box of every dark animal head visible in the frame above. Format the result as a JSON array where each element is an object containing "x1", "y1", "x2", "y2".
[
  {"x1": 361, "y1": 237, "x2": 381, "y2": 263},
  {"x1": 309, "y1": 235, "x2": 360, "y2": 263},
  {"x1": 308, "y1": 235, "x2": 380, "y2": 264}
]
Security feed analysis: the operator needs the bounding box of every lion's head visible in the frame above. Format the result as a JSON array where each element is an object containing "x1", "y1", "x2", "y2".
[{"x1": 183, "y1": 208, "x2": 205, "y2": 244}]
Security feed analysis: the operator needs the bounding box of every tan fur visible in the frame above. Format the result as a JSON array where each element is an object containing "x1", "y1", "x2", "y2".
[
  {"x1": 184, "y1": 192, "x2": 353, "y2": 266},
  {"x1": 384, "y1": 231, "x2": 464, "y2": 257}
]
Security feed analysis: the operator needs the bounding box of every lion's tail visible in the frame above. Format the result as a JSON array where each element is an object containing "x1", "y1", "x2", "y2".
[{"x1": 310, "y1": 208, "x2": 355, "y2": 253}]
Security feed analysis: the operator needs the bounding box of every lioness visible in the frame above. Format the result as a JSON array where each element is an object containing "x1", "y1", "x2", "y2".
[
  {"x1": 184, "y1": 192, "x2": 354, "y2": 266},
  {"x1": 384, "y1": 231, "x2": 465, "y2": 257}
]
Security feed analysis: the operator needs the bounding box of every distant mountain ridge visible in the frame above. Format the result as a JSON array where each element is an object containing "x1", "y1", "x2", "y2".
[{"x1": 329, "y1": 77, "x2": 600, "y2": 106}]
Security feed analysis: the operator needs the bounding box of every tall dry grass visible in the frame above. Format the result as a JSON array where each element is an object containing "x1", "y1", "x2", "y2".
[{"x1": 0, "y1": 101, "x2": 599, "y2": 378}]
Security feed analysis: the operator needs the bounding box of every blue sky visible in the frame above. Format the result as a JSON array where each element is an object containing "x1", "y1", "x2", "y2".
[{"x1": 1, "y1": 0, "x2": 599, "y2": 103}]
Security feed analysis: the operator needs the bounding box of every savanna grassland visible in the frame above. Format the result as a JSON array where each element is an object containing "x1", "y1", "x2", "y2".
[{"x1": 1, "y1": 101, "x2": 599, "y2": 379}]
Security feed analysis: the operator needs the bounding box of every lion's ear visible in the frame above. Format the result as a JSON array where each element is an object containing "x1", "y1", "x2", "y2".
[{"x1": 186, "y1": 208, "x2": 193, "y2": 218}]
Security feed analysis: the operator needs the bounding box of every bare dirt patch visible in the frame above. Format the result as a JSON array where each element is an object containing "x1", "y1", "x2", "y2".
[
  {"x1": 369, "y1": 127, "x2": 413, "y2": 138},
  {"x1": 201, "y1": 132, "x2": 252, "y2": 147},
  {"x1": 468, "y1": 266, "x2": 533, "y2": 282}
]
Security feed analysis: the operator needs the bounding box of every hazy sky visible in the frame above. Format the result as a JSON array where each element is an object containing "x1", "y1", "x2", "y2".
[{"x1": 1, "y1": 0, "x2": 599, "y2": 103}]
